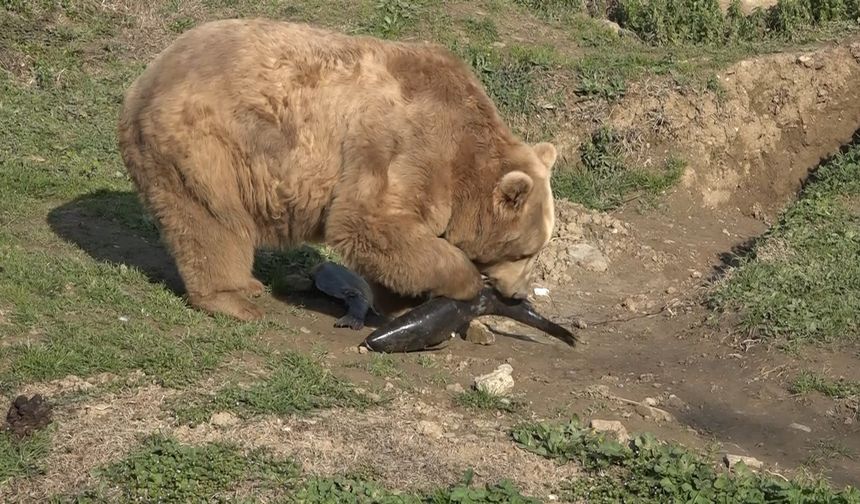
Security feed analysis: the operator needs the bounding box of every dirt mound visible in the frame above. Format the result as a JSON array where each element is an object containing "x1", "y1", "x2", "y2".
[{"x1": 610, "y1": 37, "x2": 860, "y2": 219}]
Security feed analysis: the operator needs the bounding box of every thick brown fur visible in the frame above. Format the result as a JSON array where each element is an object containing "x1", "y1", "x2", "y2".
[{"x1": 118, "y1": 19, "x2": 560, "y2": 321}]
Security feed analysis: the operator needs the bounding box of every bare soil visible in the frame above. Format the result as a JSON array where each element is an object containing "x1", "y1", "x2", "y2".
[{"x1": 10, "y1": 34, "x2": 860, "y2": 500}]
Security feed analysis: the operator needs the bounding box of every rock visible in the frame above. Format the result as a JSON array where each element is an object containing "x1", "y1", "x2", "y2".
[
  {"x1": 589, "y1": 419, "x2": 630, "y2": 442},
  {"x1": 568, "y1": 244, "x2": 609, "y2": 272},
  {"x1": 358, "y1": 345, "x2": 369, "y2": 354},
  {"x1": 642, "y1": 397, "x2": 658, "y2": 406},
  {"x1": 724, "y1": 454, "x2": 763, "y2": 470},
  {"x1": 789, "y1": 422, "x2": 811, "y2": 433},
  {"x1": 636, "y1": 403, "x2": 674, "y2": 423},
  {"x1": 638, "y1": 373, "x2": 655, "y2": 383},
  {"x1": 465, "y1": 320, "x2": 495, "y2": 345},
  {"x1": 851, "y1": 42, "x2": 860, "y2": 63},
  {"x1": 417, "y1": 420, "x2": 444, "y2": 439},
  {"x1": 299, "y1": 326, "x2": 311, "y2": 334},
  {"x1": 665, "y1": 394, "x2": 688, "y2": 410},
  {"x1": 473, "y1": 364, "x2": 514, "y2": 396},
  {"x1": 446, "y1": 383, "x2": 465, "y2": 394},
  {"x1": 795, "y1": 54, "x2": 823, "y2": 69},
  {"x1": 210, "y1": 411, "x2": 239, "y2": 427}
]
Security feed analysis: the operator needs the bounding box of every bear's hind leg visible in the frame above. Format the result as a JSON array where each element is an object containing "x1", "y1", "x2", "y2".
[{"x1": 157, "y1": 200, "x2": 264, "y2": 321}]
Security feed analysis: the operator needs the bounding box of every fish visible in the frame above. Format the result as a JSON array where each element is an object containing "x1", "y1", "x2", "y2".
[
  {"x1": 362, "y1": 286, "x2": 577, "y2": 353},
  {"x1": 311, "y1": 261, "x2": 378, "y2": 330}
]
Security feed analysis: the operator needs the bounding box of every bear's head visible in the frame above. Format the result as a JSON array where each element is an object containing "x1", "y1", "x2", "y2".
[{"x1": 451, "y1": 141, "x2": 559, "y2": 300}]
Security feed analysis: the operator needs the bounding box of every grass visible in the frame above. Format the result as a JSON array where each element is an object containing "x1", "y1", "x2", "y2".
[
  {"x1": 0, "y1": 430, "x2": 52, "y2": 485},
  {"x1": 171, "y1": 352, "x2": 371, "y2": 425},
  {"x1": 710, "y1": 143, "x2": 860, "y2": 344},
  {"x1": 551, "y1": 126, "x2": 685, "y2": 211},
  {"x1": 511, "y1": 417, "x2": 860, "y2": 502},
  {"x1": 57, "y1": 436, "x2": 540, "y2": 503},
  {"x1": 790, "y1": 371, "x2": 860, "y2": 399},
  {"x1": 454, "y1": 389, "x2": 524, "y2": 414},
  {"x1": 52, "y1": 434, "x2": 300, "y2": 502},
  {"x1": 614, "y1": 0, "x2": 860, "y2": 46}
]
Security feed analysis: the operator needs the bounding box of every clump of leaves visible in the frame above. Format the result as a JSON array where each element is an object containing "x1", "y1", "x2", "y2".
[
  {"x1": 552, "y1": 126, "x2": 683, "y2": 211},
  {"x1": 454, "y1": 389, "x2": 523, "y2": 413},
  {"x1": 363, "y1": 0, "x2": 423, "y2": 39},
  {"x1": 790, "y1": 371, "x2": 860, "y2": 398},
  {"x1": 511, "y1": 417, "x2": 860, "y2": 502},
  {"x1": 99, "y1": 435, "x2": 298, "y2": 502}
]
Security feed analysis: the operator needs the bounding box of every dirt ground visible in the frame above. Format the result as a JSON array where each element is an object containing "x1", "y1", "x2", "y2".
[{"x1": 4, "y1": 28, "x2": 860, "y2": 504}]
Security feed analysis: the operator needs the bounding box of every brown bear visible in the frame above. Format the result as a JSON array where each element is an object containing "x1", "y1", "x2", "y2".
[{"x1": 118, "y1": 18, "x2": 561, "y2": 321}]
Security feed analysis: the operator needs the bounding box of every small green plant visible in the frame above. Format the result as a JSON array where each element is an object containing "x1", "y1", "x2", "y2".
[
  {"x1": 552, "y1": 127, "x2": 684, "y2": 211},
  {"x1": 365, "y1": 0, "x2": 422, "y2": 38},
  {"x1": 511, "y1": 417, "x2": 860, "y2": 502},
  {"x1": 454, "y1": 389, "x2": 523, "y2": 413},
  {"x1": 790, "y1": 371, "x2": 860, "y2": 398},
  {"x1": 97, "y1": 435, "x2": 298, "y2": 502}
]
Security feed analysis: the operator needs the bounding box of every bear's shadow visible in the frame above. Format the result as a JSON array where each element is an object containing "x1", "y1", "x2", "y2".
[{"x1": 46, "y1": 189, "x2": 384, "y2": 328}]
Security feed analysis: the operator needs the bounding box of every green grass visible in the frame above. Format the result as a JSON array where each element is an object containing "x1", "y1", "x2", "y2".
[
  {"x1": 710, "y1": 144, "x2": 860, "y2": 344},
  {"x1": 511, "y1": 417, "x2": 860, "y2": 503},
  {"x1": 790, "y1": 371, "x2": 860, "y2": 398},
  {"x1": 454, "y1": 389, "x2": 524, "y2": 414},
  {"x1": 0, "y1": 430, "x2": 51, "y2": 485},
  {"x1": 551, "y1": 126, "x2": 685, "y2": 211},
  {"x1": 56, "y1": 437, "x2": 540, "y2": 503},
  {"x1": 172, "y1": 352, "x2": 370, "y2": 425},
  {"x1": 52, "y1": 434, "x2": 299, "y2": 502},
  {"x1": 614, "y1": 0, "x2": 860, "y2": 46}
]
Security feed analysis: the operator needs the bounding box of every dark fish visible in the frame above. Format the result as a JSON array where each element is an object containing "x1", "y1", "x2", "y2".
[
  {"x1": 362, "y1": 286, "x2": 577, "y2": 353},
  {"x1": 311, "y1": 261, "x2": 377, "y2": 330}
]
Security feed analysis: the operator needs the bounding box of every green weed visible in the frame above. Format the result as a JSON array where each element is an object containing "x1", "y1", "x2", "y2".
[
  {"x1": 361, "y1": 0, "x2": 423, "y2": 38},
  {"x1": 512, "y1": 417, "x2": 860, "y2": 502},
  {"x1": 710, "y1": 144, "x2": 860, "y2": 344},
  {"x1": 552, "y1": 127, "x2": 684, "y2": 211},
  {"x1": 454, "y1": 389, "x2": 523, "y2": 413},
  {"x1": 790, "y1": 371, "x2": 860, "y2": 398}
]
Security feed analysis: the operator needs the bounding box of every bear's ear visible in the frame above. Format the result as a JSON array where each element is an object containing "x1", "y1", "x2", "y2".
[
  {"x1": 533, "y1": 142, "x2": 558, "y2": 171},
  {"x1": 496, "y1": 171, "x2": 534, "y2": 210}
]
